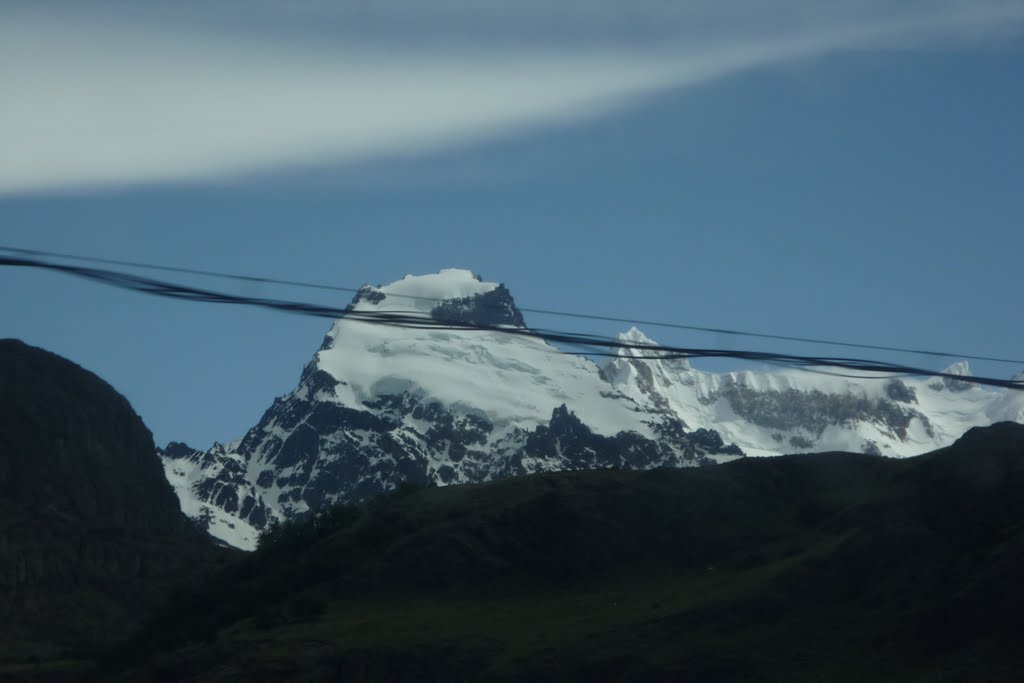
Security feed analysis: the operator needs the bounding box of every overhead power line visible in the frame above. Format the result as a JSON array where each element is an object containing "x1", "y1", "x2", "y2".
[
  {"x1": 2, "y1": 254, "x2": 1022, "y2": 392},
  {"x1": 2, "y1": 244, "x2": 1022, "y2": 367}
]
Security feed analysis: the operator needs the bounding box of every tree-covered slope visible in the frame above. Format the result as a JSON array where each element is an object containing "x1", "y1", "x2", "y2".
[{"x1": 105, "y1": 421, "x2": 1024, "y2": 682}]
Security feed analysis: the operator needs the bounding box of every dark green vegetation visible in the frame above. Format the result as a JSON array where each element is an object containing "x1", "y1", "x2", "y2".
[
  {"x1": 0, "y1": 340, "x2": 234, "y2": 677},
  {"x1": 101, "y1": 421, "x2": 1024, "y2": 682},
  {"x1": 5, "y1": 339, "x2": 1024, "y2": 682}
]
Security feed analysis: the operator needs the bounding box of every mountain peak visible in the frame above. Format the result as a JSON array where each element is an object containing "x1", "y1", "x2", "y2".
[
  {"x1": 933, "y1": 361, "x2": 973, "y2": 392},
  {"x1": 610, "y1": 327, "x2": 691, "y2": 369},
  {"x1": 348, "y1": 269, "x2": 525, "y2": 328},
  {"x1": 942, "y1": 361, "x2": 972, "y2": 377},
  {"x1": 618, "y1": 326, "x2": 656, "y2": 346},
  {"x1": 351, "y1": 269, "x2": 492, "y2": 312}
]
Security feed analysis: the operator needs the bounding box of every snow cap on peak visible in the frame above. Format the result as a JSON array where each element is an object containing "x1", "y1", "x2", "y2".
[
  {"x1": 612, "y1": 327, "x2": 690, "y2": 369},
  {"x1": 617, "y1": 326, "x2": 656, "y2": 346},
  {"x1": 612, "y1": 327, "x2": 660, "y2": 358},
  {"x1": 348, "y1": 269, "x2": 525, "y2": 328},
  {"x1": 941, "y1": 361, "x2": 972, "y2": 377},
  {"x1": 352, "y1": 269, "x2": 495, "y2": 313}
]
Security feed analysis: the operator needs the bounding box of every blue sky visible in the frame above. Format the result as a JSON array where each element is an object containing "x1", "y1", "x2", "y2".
[{"x1": 2, "y1": 1, "x2": 1023, "y2": 449}]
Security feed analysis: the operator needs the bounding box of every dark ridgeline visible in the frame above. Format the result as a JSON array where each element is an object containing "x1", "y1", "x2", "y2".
[
  {"x1": 0, "y1": 340, "x2": 231, "y2": 668},
  {"x1": 117, "y1": 421, "x2": 1024, "y2": 682}
]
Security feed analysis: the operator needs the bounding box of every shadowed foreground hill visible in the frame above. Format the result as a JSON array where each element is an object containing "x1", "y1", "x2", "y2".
[
  {"x1": 0, "y1": 340, "x2": 231, "y2": 670},
  {"x1": 104, "y1": 421, "x2": 1024, "y2": 682}
]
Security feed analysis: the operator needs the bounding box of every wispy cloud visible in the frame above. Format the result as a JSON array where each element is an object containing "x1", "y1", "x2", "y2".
[{"x1": 1, "y1": 1, "x2": 1022, "y2": 194}]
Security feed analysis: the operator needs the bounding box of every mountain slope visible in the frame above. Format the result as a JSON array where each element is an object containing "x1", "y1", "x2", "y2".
[
  {"x1": 113, "y1": 422, "x2": 1024, "y2": 682},
  {"x1": 0, "y1": 339, "x2": 230, "y2": 666},
  {"x1": 162, "y1": 269, "x2": 1024, "y2": 549}
]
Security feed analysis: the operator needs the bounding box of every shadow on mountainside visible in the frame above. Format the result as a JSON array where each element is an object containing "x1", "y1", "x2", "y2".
[{"x1": 0, "y1": 340, "x2": 235, "y2": 677}]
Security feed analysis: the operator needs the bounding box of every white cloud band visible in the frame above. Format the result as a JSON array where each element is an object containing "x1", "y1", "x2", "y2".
[{"x1": 1, "y1": 2, "x2": 1021, "y2": 194}]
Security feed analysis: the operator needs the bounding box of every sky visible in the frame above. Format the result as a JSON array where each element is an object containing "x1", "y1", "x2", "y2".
[{"x1": 1, "y1": 0, "x2": 1023, "y2": 449}]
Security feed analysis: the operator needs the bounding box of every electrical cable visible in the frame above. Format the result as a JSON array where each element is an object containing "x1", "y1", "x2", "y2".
[
  {"x1": 3, "y1": 255, "x2": 1021, "y2": 391},
  {"x1": 3, "y1": 244, "x2": 1022, "y2": 367}
]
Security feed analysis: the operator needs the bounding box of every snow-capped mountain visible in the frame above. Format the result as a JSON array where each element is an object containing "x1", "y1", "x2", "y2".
[
  {"x1": 161, "y1": 269, "x2": 1024, "y2": 549},
  {"x1": 161, "y1": 270, "x2": 742, "y2": 548},
  {"x1": 604, "y1": 328, "x2": 1024, "y2": 458}
]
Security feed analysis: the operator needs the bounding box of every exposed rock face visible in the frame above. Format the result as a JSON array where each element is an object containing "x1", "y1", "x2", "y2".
[
  {"x1": 0, "y1": 339, "x2": 225, "y2": 653},
  {"x1": 161, "y1": 393, "x2": 742, "y2": 551},
  {"x1": 430, "y1": 283, "x2": 526, "y2": 328}
]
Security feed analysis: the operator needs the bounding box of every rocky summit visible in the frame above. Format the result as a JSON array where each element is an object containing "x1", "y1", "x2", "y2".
[{"x1": 160, "y1": 270, "x2": 1024, "y2": 549}]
